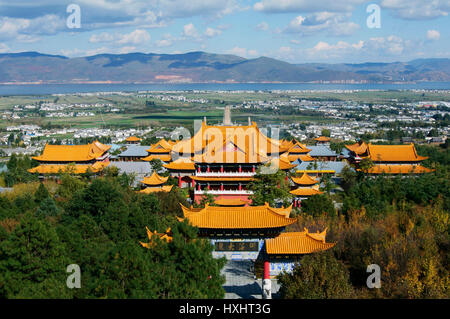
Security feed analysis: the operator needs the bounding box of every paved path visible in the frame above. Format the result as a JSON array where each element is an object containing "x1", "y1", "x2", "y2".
[{"x1": 221, "y1": 260, "x2": 280, "y2": 299}]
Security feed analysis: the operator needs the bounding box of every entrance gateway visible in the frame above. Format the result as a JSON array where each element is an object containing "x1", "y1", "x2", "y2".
[{"x1": 178, "y1": 203, "x2": 335, "y2": 277}]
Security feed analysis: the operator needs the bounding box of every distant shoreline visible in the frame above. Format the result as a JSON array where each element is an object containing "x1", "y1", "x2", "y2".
[{"x1": 0, "y1": 82, "x2": 449, "y2": 96}]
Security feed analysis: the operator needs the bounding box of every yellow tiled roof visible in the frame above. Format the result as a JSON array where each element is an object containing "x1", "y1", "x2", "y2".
[
  {"x1": 163, "y1": 158, "x2": 196, "y2": 170},
  {"x1": 140, "y1": 226, "x2": 173, "y2": 248},
  {"x1": 142, "y1": 154, "x2": 172, "y2": 162},
  {"x1": 367, "y1": 143, "x2": 428, "y2": 162},
  {"x1": 179, "y1": 203, "x2": 296, "y2": 229},
  {"x1": 172, "y1": 122, "x2": 286, "y2": 155},
  {"x1": 141, "y1": 171, "x2": 169, "y2": 186},
  {"x1": 363, "y1": 164, "x2": 433, "y2": 174},
  {"x1": 287, "y1": 142, "x2": 311, "y2": 154},
  {"x1": 288, "y1": 154, "x2": 315, "y2": 162},
  {"x1": 290, "y1": 188, "x2": 323, "y2": 196},
  {"x1": 28, "y1": 161, "x2": 109, "y2": 174},
  {"x1": 265, "y1": 228, "x2": 335, "y2": 254},
  {"x1": 214, "y1": 198, "x2": 248, "y2": 206},
  {"x1": 125, "y1": 136, "x2": 141, "y2": 142},
  {"x1": 139, "y1": 185, "x2": 173, "y2": 194},
  {"x1": 345, "y1": 141, "x2": 368, "y2": 156},
  {"x1": 314, "y1": 136, "x2": 331, "y2": 142},
  {"x1": 291, "y1": 173, "x2": 319, "y2": 186},
  {"x1": 146, "y1": 139, "x2": 173, "y2": 153},
  {"x1": 33, "y1": 141, "x2": 111, "y2": 162}
]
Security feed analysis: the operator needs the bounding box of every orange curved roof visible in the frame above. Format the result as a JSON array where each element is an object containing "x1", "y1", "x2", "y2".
[
  {"x1": 146, "y1": 139, "x2": 173, "y2": 153},
  {"x1": 214, "y1": 198, "x2": 248, "y2": 206},
  {"x1": 33, "y1": 141, "x2": 111, "y2": 162},
  {"x1": 266, "y1": 228, "x2": 335, "y2": 254},
  {"x1": 363, "y1": 164, "x2": 433, "y2": 174},
  {"x1": 367, "y1": 143, "x2": 428, "y2": 162},
  {"x1": 345, "y1": 141, "x2": 368, "y2": 156},
  {"x1": 28, "y1": 161, "x2": 109, "y2": 174},
  {"x1": 125, "y1": 136, "x2": 141, "y2": 142},
  {"x1": 172, "y1": 122, "x2": 286, "y2": 156},
  {"x1": 179, "y1": 203, "x2": 296, "y2": 229},
  {"x1": 141, "y1": 171, "x2": 169, "y2": 186},
  {"x1": 287, "y1": 142, "x2": 311, "y2": 154},
  {"x1": 290, "y1": 188, "x2": 323, "y2": 196},
  {"x1": 140, "y1": 226, "x2": 173, "y2": 248},
  {"x1": 266, "y1": 158, "x2": 296, "y2": 170},
  {"x1": 142, "y1": 154, "x2": 172, "y2": 162},
  {"x1": 291, "y1": 173, "x2": 319, "y2": 186},
  {"x1": 163, "y1": 158, "x2": 196, "y2": 170},
  {"x1": 314, "y1": 136, "x2": 331, "y2": 142},
  {"x1": 140, "y1": 185, "x2": 173, "y2": 193}
]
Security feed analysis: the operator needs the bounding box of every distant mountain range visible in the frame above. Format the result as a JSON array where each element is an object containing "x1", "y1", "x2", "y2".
[{"x1": 0, "y1": 51, "x2": 449, "y2": 84}]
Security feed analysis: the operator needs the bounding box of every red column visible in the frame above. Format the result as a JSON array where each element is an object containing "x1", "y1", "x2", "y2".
[
  {"x1": 264, "y1": 261, "x2": 270, "y2": 280},
  {"x1": 207, "y1": 183, "x2": 210, "y2": 190},
  {"x1": 252, "y1": 165, "x2": 255, "y2": 173},
  {"x1": 221, "y1": 165, "x2": 224, "y2": 173},
  {"x1": 192, "y1": 179, "x2": 195, "y2": 188},
  {"x1": 293, "y1": 200, "x2": 297, "y2": 208},
  {"x1": 198, "y1": 183, "x2": 201, "y2": 191},
  {"x1": 238, "y1": 183, "x2": 242, "y2": 191},
  {"x1": 207, "y1": 165, "x2": 210, "y2": 173},
  {"x1": 178, "y1": 175, "x2": 182, "y2": 188},
  {"x1": 197, "y1": 166, "x2": 200, "y2": 173},
  {"x1": 221, "y1": 183, "x2": 224, "y2": 191}
]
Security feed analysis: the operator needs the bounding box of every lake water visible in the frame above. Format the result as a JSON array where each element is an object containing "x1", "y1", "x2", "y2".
[{"x1": 0, "y1": 82, "x2": 449, "y2": 95}]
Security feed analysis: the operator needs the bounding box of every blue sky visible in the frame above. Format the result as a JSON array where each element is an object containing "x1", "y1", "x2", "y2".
[{"x1": 0, "y1": 0, "x2": 448, "y2": 63}]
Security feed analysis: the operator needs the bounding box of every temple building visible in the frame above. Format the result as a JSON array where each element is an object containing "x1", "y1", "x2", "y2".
[
  {"x1": 29, "y1": 140, "x2": 111, "y2": 176},
  {"x1": 178, "y1": 203, "x2": 335, "y2": 277},
  {"x1": 125, "y1": 136, "x2": 141, "y2": 144},
  {"x1": 314, "y1": 136, "x2": 331, "y2": 145},
  {"x1": 346, "y1": 142, "x2": 433, "y2": 175},
  {"x1": 163, "y1": 110, "x2": 294, "y2": 203},
  {"x1": 139, "y1": 171, "x2": 173, "y2": 194},
  {"x1": 260, "y1": 228, "x2": 335, "y2": 277},
  {"x1": 290, "y1": 173, "x2": 323, "y2": 207},
  {"x1": 179, "y1": 203, "x2": 297, "y2": 260},
  {"x1": 142, "y1": 139, "x2": 175, "y2": 163}
]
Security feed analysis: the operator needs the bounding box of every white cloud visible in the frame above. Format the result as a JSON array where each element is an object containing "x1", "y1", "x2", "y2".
[
  {"x1": 254, "y1": 0, "x2": 368, "y2": 13},
  {"x1": 183, "y1": 23, "x2": 199, "y2": 38},
  {"x1": 285, "y1": 12, "x2": 360, "y2": 36},
  {"x1": 381, "y1": 0, "x2": 450, "y2": 20},
  {"x1": 0, "y1": 14, "x2": 65, "y2": 41},
  {"x1": 204, "y1": 27, "x2": 222, "y2": 38},
  {"x1": 89, "y1": 29, "x2": 150, "y2": 45},
  {"x1": 156, "y1": 39, "x2": 173, "y2": 47},
  {"x1": 227, "y1": 47, "x2": 258, "y2": 58},
  {"x1": 256, "y1": 21, "x2": 269, "y2": 31},
  {"x1": 427, "y1": 29, "x2": 441, "y2": 40},
  {"x1": 0, "y1": 43, "x2": 10, "y2": 53},
  {"x1": 118, "y1": 29, "x2": 150, "y2": 44}
]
